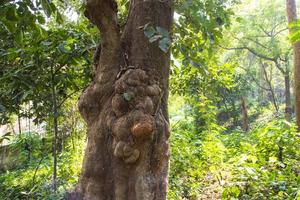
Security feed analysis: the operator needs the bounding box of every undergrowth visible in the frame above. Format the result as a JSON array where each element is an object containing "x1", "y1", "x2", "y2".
[{"x1": 1, "y1": 101, "x2": 300, "y2": 200}]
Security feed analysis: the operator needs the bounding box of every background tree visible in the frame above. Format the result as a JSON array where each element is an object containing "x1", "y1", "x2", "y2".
[
  {"x1": 0, "y1": 1, "x2": 96, "y2": 192},
  {"x1": 286, "y1": 0, "x2": 300, "y2": 129},
  {"x1": 223, "y1": 0, "x2": 292, "y2": 119}
]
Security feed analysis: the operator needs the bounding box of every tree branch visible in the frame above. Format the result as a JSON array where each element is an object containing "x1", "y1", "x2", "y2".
[
  {"x1": 273, "y1": 28, "x2": 288, "y2": 37},
  {"x1": 57, "y1": 89, "x2": 82, "y2": 109},
  {"x1": 244, "y1": 37, "x2": 271, "y2": 50},
  {"x1": 274, "y1": 61, "x2": 286, "y2": 74},
  {"x1": 220, "y1": 45, "x2": 277, "y2": 62},
  {"x1": 238, "y1": 65, "x2": 270, "y2": 91},
  {"x1": 85, "y1": 0, "x2": 119, "y2": 47}
]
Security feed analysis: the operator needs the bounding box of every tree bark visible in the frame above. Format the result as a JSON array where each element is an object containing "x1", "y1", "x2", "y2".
[
  {"x1": 68, "y1": 0, "x2": 172, "y2": 199},
  {"x1": 286, "y1": 0, "x2": 300, "y2": 129}
]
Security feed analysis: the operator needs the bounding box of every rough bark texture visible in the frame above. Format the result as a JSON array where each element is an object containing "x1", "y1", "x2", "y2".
[
  {"x1": 286, "y1": 0, "x2": 300, "y2": 129},
  {"x1": 68, "y1": 0, "x2": 172, "y2": 199}
]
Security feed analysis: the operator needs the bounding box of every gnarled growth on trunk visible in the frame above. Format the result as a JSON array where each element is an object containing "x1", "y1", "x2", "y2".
[{"x1": 67, "y1": 0, "x2": 172, "y2": 199}]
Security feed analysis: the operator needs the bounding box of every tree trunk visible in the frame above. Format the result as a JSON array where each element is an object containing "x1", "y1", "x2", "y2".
[
  {"x1": 240, "y1": 96, "x2": 249, "y2": 132},
  {"x1": 261, "y1": 62, "x2": 279, "y2": 112},
  {"x1": 51, "y1": 66, "x2": 59, "y2": 192},
  {"x1": 286, "y1": 0, "x2": 300, "y2": 129},
  {"x1": 258, "y1": 63, "x2": 266, "y2": 104},
  {"x1": 231, "y1": 98, "x2": 238, "y2": 126},
  {"x1": 68, "y1": 0, "x2": 172, "y2": 199},
  {"x1": 284, "y1": 72, "x2": 292, "y2": 121},
  {"x1": 18, "y1": 111, "x2": 21, "y2": 135}
]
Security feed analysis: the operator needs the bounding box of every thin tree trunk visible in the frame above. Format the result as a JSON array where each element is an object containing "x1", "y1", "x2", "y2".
[
  {"x1": 240, "y1": 96, "x2": 249, "y2": 132},
  {"x1": 278, "y1": 145, "x2": 284, "y2": 163},
  {"x1": 9, "y1": 122, "x2": 16, "y2": 135},
  {"x1": 284, "y1": 72, "x2": 292, "y2": 120},
  {"x1": 28, "y1": 104, "x2": 31, "y2": 133},
  {"x1": 17, "y1": 111, "x2": 21, "y2": 135},
  {"x1": 261, "y1": 62, "x2": 279, "y2": 112},
  {"x1": 68, "y1": 0, "x2": 172, "y2": 199},
  {"x1": 51, "y1": 66, "x2": 59, "y2": 192},
  {"x1": 259, "y1": 63, "x2": 266, "y2": 104},
  {"x1": 231, "y1": 98, "x2": 238, "y2": 126},
  {"x1": 273, "y1": 61, "x2": 292, "y2": 121},
  {"x1": 286, "y1": 0, "x2": 300, "y2": 130}
]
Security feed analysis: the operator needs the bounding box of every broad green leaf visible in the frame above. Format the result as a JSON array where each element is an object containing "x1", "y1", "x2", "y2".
[
  {"x1": 156, "y1": 26, "x2": 169, "y2": 37},
  {"x1": 58, "y1": 43, "x2": 71, "y2": 54},
  {"x1": 40, "y1": 0, "x2": 52, "y2": 17},
  {"x1": 159, "y1": 37, "x2": 172, "y2": 53},
  {"x1": 15, "y1": 30, "x2": 24, "y2": 45},
  {"x1": 144, "y1": 26, "x2": 156, "y2": 38},
  {"x1": 55, "y1": 11, "x2": 63, "y2": 24}
]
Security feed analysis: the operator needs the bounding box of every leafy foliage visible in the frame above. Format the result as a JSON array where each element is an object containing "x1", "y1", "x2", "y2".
[
  {"x1": 0, "y1": 135, "x2": 85, "y2": 199},
  {"x1": 168, "y1": 97, "x2": 300, "y2": 199}
]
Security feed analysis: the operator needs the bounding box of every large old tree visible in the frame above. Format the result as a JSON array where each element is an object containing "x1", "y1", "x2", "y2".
[{"x1": 69, "y1": 0, "x2": 172, "y2": 199}]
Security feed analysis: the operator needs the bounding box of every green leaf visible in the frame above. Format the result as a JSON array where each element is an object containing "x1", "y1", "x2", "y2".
[
  {"x1": 149, "y1": 35, "x2": 162, "y2": 43},
  {"x1": 0, "y1": 104, "x2": 6, "y2": 113},
  {"x1": 41, "y1": 41, "x2": 52, "y2": 46},
  {"x1": 290, "y1": 31, "x2": 300, "y2": 43},
  {"x1": 55, "y1": 11, "x2": 63, "y2": 24},
  {"x1": 159, "y1": 37, "x2": 172, "y2": 53},
  {"x1": 37, "y1": 15, "x2": 46, "y2": 24},
  {"x1": 144, "y1": 26, "x2": 156, "y2": 38},
  {"x1": 58, "y1": 43, "x2": 71, "y2": 54},
  {"x1": 156, "y1": 26, "x2": 169, "y2": 37},
  {"x1": 231, "y1": 186, "x2": 240, "y2": 197},
  {"x1": 40, "y1": 0, "x2": 52, "y2": 17},
  {"x1": 6, "y1": 7, "x2": 19, "y2": 22},
  {"x1": 15, "y1": 30, "x2": 24, "y2": 45},
  {"x1": 123, "y1": 92, "x2": 134, "y2": 101},
  {"x1": 2, "y1": 20, "x2": 16, "y2": 33}
]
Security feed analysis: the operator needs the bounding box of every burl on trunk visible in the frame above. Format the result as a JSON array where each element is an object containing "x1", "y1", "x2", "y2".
[{"x1": 68, "y1": 0, "x2": 173, "y2": 199}]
